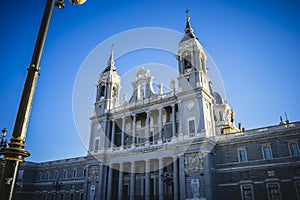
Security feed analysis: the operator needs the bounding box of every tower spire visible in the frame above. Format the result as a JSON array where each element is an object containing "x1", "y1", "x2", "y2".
[
  {"x1": 180, "y1": 9, "x2": 197, "y2": 42},
  {"x1": 102, "y1": 45, "x2": 116, "y2": 73}
]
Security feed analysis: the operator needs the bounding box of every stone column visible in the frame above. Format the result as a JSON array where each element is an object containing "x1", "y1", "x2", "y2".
[
  {"x1": 132, "y1": 114, "x2": 136, "y2": 148},
  {"x1": 146, "y1": 111, "x2": 150, "y2": 145},
  {"x1": 130, "y1": 161, "x2": 136, "y2": 200},
  {"x1": 107, "y1": 164, "x2": 113, "y2": 199},
  {"x1": 171, "y1": 104, "x2": 176, "y2": 138},
  {"x1": 158, "y1": 158, "x2": 164, "y2": 200},
  {"x1": 121, "y1": 117, "x2": 125, "y2": 149},
  {"x1": 111, "y1": 120, "x2": 116, "y2": 148},
  {"x1": 179, "y1": 155, "x2": 186, "y2": 200},
  {"x1": 177, "y1": 102, "x2": 183, "y2": 138},
  {"x1": 118, "y1": 163, "x2": 124, "y2": 200},
  {"x1": 145, "y1": 159, "x2": 151, "y2": 200},
  {"x1": 173, "y1": 157, "x2": 179, "y2": 200},
  {"x1": 158, "y1": 107, "x2": 162, "y2": 143}
]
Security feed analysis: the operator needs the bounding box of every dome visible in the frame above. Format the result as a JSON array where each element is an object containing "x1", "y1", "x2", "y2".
[{"x1": 213, "y1": 92, "x2": 224, "y2": 105}]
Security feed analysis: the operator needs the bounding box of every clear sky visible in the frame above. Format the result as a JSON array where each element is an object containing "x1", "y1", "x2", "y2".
[{"x1": 0, "y1": 0, "x2": 299, "y2": 162}]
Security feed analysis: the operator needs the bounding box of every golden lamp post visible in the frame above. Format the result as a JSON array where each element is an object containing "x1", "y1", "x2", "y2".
[{"x1": 0, "y1": 0, "x2": 86, "y2": 199}]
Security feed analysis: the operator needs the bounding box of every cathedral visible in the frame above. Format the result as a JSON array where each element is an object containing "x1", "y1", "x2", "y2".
[{"x1": 15, "y1": 15, "x2": 300, "y2": 200}]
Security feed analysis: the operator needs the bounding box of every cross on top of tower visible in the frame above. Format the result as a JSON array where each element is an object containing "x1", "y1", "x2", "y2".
[{"x1": 185, "y1": 9, "x2": 190, "y2": 21}]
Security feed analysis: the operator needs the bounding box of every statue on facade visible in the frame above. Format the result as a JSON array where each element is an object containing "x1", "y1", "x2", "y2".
[{"x1": 190, "y1": 179, "x2": 200, "y2": 199}]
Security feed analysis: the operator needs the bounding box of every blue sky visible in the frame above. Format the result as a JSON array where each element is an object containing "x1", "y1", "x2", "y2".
[{"x1": 0, "y1": 0, "x2": 299, "y2": 162}]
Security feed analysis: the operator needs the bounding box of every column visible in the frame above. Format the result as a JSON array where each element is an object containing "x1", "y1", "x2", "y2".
[
  {"x1": 145, "y1": 159, "x2": 150, "y2": 200},
  {"x1": 146, "y1": 111, "x2": 150, "y2": 145},
  {"x1": 118, "y1": 163, "x2": 124, "y2": 200},
  {"x1": 111, "y1": 120, "x2": 116, "y2": 148},
  {"x1": 179, "y1": 155, "x2": 186, "y2": 200},
  {"x1": 130, "y1": 161, "x2": 136, "y2": 200},
  {"x1": 173, "y1": 157, "x2": 179, "y2": 200},
  {"x1": 177, "y1": 102, "x2": 183, "y2": 137},
  {"x1": 171, "y1": 104, "x2": 176, "y2": 138},
  {"x1": 107, "y1": 164, "x2": 113, "y2": 199},
  {"x1": 121, "y1": 117, "x2": 125, "y2": 149},
  {"x1": 158, "y1": 108, "x2": 162, "y2": 143},
  {"x1": 132, "y1": 114, "x2": 136, "y2": 148},
  {"x1": 158, "y1": 158, "x2": 164, "y2": 200}
]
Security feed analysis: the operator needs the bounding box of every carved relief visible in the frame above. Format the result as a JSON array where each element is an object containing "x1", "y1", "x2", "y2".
[
  {"x1": 185, "y1": 153, "x2": 202, "y2": 172},
  {"x1": 186, "y1": 101, "x2": 195, "y2": 111},
  {"x1": 88, "y1": 165, "x2": 99, "y2": 181}
]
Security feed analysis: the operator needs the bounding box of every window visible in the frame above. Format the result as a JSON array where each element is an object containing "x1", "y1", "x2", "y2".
[
  {"x1": 60, "y1": 193, "x2": 65, "y2": 200},
  {"x1": 54, "y1": 171, "x2": 58, "y2": 179},
  {"x1": 63, "y1": 170, "x2": 67, "y2": 179},
  {"x1": 83, "y1": 168, "x2": 86, "y2": 177},
  {"x1": 46, "y1": 171, "x2": 50, "y2": 180},
  {"x1": 94, "y1": 139, "x2": 100, "y2": 150},
  {"x1": 73, "y1": 169, "x2": 77, "y2": 178},
  {"x1": 238, "y1": 149, "x2": 247, "y2": 162},
  {"x1": 267, "y1": 182, "x2": 281, "y2": 200},
  {"x1": 51, "y1": 193, "x2": 55, "y2": 200},
  {"x1": 69, "y1": 193, "x2": 74, "y2": 200},
  {"x1": 80, "y1": 193, "x2": 84, "y2": 200},
  {"x1": 219, "y1": 111, "x2": 223, "y2": 121},
  {"x1": 289, "y1": 142, "x2": 300, "y2": 157},
  {"x1": 262, "y1": 145, "x2": 273, "y2": 159},
  {"x1": 39, "y1": 172, "x2": 42, "y2": 181},
  {"x1": 188, "y1": 119, "x2": 196, "y2": 135},
  {"x1": 43, "y1": 194, "x2": 46, "y2": 200},
  {"x1": 240, "y1": 184, "x2": 254, "y2": 200}
]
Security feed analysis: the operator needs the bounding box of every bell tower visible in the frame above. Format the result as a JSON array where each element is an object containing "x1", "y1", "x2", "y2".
[
  {"x1": 176, "y1": 12, "x2": 215, "y2": 137},
  {"x1": 95, "y1": 49, "x2": 121, "y2": 115},
  {"x1": 177, "y1": 12, "x2": 211, "y2": 93}
]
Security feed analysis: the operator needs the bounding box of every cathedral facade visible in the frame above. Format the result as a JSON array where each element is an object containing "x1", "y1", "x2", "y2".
[{"x1": 15, "y1": 16, "x2": 300, "y2": 200}]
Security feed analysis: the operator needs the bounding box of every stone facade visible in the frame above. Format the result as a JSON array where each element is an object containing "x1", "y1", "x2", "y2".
[{"x1": 15, "y1": 15, "x2": 300, "y2": 200}]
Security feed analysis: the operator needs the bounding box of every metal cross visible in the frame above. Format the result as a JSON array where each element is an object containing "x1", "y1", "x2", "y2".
[{"x1": 185, "y1": 9, "x2": 190, "y2": 18}]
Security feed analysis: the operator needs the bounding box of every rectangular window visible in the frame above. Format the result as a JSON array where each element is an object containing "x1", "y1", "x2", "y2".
[
  {"x1": 54, "y1": 171, "x2": 58, "y2": 179},
  {"x1": 267, "y1": 182, "x2": 281, "y2": 200},
  {"x1": 73, "y1": 169, "x2": 77, "y2": 178},
  {"x1": 43, "y1": 194, "x2": 46, "y2": 200},
  {"x1": 238, "y1": 149, "x2": 247, "y2": 162},
  {"x1": 289, "y1": 143, "x2": 300, "y2": 157},
  {"x1": 262, "y1": 146, "x2": 273, "y2": 159},
  {"x1": 69, "y1": 193, "x2": 74, "y2": 200},
  {"x1": 94, "y1": 139, "x2": 99, "y2": 150},
  {"x1": 241, "y1": 184, "x2": 254, "y2": 200},
  {"x1": 83, "y1": 168, "x2": 86, "y2": 177},
  {"x1": 51, "y1": 193, "x2": 55, "y2": 200},
  {"x1": 60, "y1": 193, "x2": 65, "y2": 200},
  {"x1": 80, "y1": 193, "x2": 84, "y2": 200},
  {"x1": 46, "y1": 172, "x2": 50, "y2": 180},
  {"x1": 63, "y1": 170, "x2": 67, "y2": 179},
  {"x1": 188, "y1": 119, "x2": 195, "y2": 134}
]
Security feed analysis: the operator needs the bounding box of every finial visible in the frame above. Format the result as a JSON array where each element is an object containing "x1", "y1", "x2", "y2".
[{"x1": 185, "y1": 9, "x2": 190, "y2": 21}]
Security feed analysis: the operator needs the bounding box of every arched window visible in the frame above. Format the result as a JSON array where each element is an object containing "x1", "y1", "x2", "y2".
[
  {"x1": 112, "y1": 86, "x2": 117, "y2": 97},
  {"x1": 184, "y1": 55, "x2": 192, "y2": 72},
  {"x1": 100, "y1": 85, "x2": 105, "y2": 97}
]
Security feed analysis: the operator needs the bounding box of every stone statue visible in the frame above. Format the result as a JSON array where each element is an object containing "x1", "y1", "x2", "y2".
[
  {"x1": 170, "y1": 79, "x2": 175, "y2": 94},
  {"x1": 190, "y1": 179, "x2": 200, "y2": 199},
  {"x1": 158, "y1": 83, "x2": 163, "y2": 95},
  {"x1": 230, "y1": 109, "x2": 235, "y2": 123},
  {"x1": 123, "y1": 93, "x2": 127, "y2": 103}
]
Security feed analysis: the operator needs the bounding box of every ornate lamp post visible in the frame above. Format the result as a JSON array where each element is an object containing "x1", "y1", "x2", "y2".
[{"x1": 0, "y1": 0, "x2": 86, "y2": 199}]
